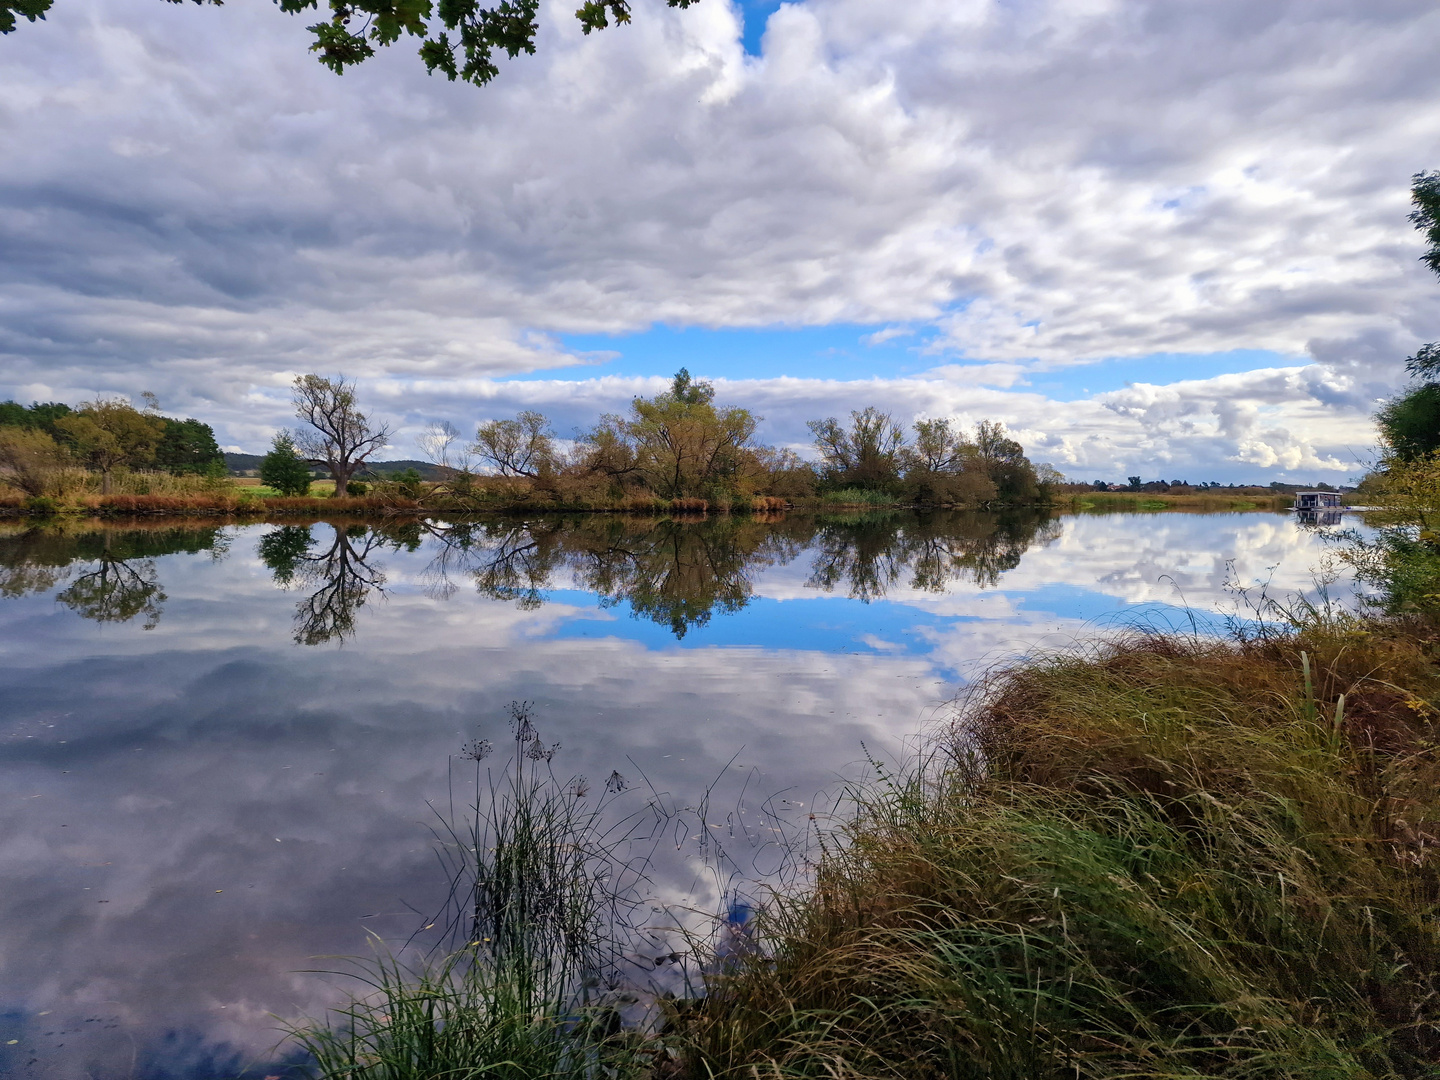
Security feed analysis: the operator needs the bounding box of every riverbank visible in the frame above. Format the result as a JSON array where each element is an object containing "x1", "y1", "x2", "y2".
[
  {"x1": 0, "y1": 486, "x2": 1297, "y2": 519},
  {"x1": 680, "y1": 613, "x2": 1440, "y2": 1078}
]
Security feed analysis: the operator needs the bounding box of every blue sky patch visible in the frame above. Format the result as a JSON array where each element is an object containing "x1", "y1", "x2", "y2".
[
  {"x1": 550, "y1": 323, "x2": 1302, "y2": 399},
  {"x1": 739, "y1": 0, "x2": 785, "y2": 56},
  {"x1": 554, "y1": 323, "x2": 944, "y2": 382}
]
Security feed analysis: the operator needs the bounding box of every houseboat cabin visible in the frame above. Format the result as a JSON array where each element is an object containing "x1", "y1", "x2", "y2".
[{"x1": 1294, "y1": 491, "x2": 1341, "y2": 510}]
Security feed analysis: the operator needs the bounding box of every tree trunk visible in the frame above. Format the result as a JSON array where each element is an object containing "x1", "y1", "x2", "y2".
[
  {"x1": 101, "y1": 467, "x2": 112, "y2": 495},
  {"x1": 333, "y1": 464, "x2": 352, "y2": 497}
]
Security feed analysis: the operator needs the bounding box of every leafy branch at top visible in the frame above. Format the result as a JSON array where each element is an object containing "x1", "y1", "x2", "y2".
[{"x1": 2, "y1": 0, "x2": 700, "y2": 87}]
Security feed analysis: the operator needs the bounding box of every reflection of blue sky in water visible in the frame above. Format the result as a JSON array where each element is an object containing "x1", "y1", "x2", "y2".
[
  {"x1": 505, "y1": 512, "x2": 1361, "y2": 674},
  {"x1": 0, "y1": 511, "x2": 1359, "y2": 1078}
]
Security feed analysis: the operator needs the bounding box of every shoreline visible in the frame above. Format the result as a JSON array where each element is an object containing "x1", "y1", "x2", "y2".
[{"x1": 0, "y1": 489, "x2": 1298, "y2": 520}]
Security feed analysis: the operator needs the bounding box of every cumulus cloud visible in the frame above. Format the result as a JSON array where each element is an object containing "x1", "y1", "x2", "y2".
[{"x1": 1, "y1": 0, "x2": 1437, "y2": 477}]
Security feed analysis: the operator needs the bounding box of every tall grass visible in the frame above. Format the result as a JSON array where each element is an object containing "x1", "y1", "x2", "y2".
[
  {"x1": 683, "y1": 623, "x2": 1440, "y2": 1079},
  {"x1": 286, "y1": 704, "x2": 671, "y2": 1080}
]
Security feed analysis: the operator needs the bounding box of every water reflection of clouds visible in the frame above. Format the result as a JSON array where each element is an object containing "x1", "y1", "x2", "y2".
[
  {"x1": 1, "y1": 613, "x2": 929, "y2": 1074},
  {"x1": 0, "y1": 511, "x2": 1354, "y2": 1077}
]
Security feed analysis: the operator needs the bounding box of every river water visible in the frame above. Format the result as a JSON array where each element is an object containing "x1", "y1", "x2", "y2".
[{"x1": 0, "y1": 509, "x2": 1357, "y2": 1078}]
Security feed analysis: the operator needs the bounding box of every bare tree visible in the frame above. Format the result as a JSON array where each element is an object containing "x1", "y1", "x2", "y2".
[
  {"x1": 291, "y1": 375, "x2": 391, "y2": 497},
  {"x1": 419, "y1": 420, "x2": 475, "y2": 474}
]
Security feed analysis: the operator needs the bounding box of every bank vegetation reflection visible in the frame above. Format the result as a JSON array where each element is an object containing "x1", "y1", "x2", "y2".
[
  {"x1": 0, "y1": 522, "x2": 227, "y2": 629},
  {"x1": 412, "y1": 510, "x2": 1060, "y2": 640},
  {"x1": 0, "y1": 511, "x2": 1059, "y2": 643}
]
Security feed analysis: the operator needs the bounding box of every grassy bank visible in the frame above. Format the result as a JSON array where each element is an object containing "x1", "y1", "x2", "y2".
[
  {"x1": 683, "y1": 617, "x2": 1440, "y2": 1078},
  {"x1": 1061, "y1": 491, "x2": 1294, "y2": 512}
]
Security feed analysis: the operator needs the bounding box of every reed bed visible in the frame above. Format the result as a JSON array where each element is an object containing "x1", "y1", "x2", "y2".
[{"x1": 684, "y1": 621, "x2": 1440, "y2": 1079}]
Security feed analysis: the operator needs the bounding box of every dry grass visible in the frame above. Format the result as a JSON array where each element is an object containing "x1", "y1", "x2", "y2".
[
  {"x1": 684, "y1": 622, "x2": 1440, "y2": 1079},
  {"x1": 750, "y1": 496, "x2": 791, "y2": 512}
]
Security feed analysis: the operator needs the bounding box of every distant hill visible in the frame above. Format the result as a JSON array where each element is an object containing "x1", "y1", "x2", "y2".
[{"x1": 224, "y1": 453, "x2": 451, "y2": 480}]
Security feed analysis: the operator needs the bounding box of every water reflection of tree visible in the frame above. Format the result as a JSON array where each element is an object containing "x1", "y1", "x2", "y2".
[
  {"x1": 0, "y1": 524, "x2": 226, "y2": 627},
  {"x1": 56, "y1": 544, "x2": 166, "y2": 629},
  {"x1": 577, "y1": 517, "x2": 782, "y2": 638},
  {"x1": 807, "y1": 510, "x2": 1060, "y2": 600},
  {"x1": 414, "y1": 511, "x2": 1052, "y2": 638},
  {"x1": 258, "y1": 523, "x2": 387, "y2": 646},
  {"x1": 417, "y1": 515, "x2": 807, "y2": 638}
]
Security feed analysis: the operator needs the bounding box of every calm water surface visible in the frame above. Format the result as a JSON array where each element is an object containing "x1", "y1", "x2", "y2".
[{"x1": 0, "y1": 509, "x2": 1355, "y2": 1078}]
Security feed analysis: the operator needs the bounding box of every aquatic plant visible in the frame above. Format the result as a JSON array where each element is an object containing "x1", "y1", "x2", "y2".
[{"x1": 285, "y1": 703, "x2": 683, "y2": 1080}]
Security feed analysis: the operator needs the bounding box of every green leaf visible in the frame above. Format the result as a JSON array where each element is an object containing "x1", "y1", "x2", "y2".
[{"x1": 0, "y1": 0, "x2": 54, "y2": 34}]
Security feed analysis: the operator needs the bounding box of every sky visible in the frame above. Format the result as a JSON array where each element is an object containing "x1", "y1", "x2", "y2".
[{"x1": 2, "y1": 0, "x2": 1439, "y2": 483}]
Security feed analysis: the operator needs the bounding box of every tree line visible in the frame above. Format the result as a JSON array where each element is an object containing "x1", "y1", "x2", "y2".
[
  {"x1": 352, "y1": 368, "x2": 1054, "y2": 508},
  {"x1": 0, "y1": 395, "x2": 225, "y2": 497},
  {"x1": 0, "y1": 370, "x2": 1049, "y2": 508}
]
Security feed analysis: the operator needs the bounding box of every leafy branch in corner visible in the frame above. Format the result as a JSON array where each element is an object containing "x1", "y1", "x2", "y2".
[{"x1": 3, "y1": 0, "x2": 701, "y2": 87}]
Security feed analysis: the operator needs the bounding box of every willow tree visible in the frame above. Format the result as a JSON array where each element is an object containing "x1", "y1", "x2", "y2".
[
  {"x1": 807, "y1": 407, "x2": 908, "y2": 490},
  {"x1": 586, "y1": 369, "x2": 759, "y2": 499},
  {"x1": 473, "y1": 410, "x2": 557, "y2": 479}
]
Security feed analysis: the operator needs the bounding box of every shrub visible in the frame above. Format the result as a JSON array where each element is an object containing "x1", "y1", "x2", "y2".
[
  {"x1": 0, "y1": 427, "x2": 72, "y2": 497},
  {"x1": 749, "y1": 496, "x2": 789, "y2": 512}
]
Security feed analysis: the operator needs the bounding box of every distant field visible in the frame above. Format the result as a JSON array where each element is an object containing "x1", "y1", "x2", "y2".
[
  {"x1": 229, "y1": 478, "x2": 334, "y2": 497},
  {"x1": 1064, "y1": 492, "x2": 1287, "y2": 512}
]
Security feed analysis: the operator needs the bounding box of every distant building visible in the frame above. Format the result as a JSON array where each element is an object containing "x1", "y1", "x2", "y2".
[{"x1": 1294, "y1": 491, "x2": 1341, "y2": 510}]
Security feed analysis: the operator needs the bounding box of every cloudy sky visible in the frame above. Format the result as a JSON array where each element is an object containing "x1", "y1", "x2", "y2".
[{"x1": 3, "y1": 0, "x2": 1438, "y2": 482}]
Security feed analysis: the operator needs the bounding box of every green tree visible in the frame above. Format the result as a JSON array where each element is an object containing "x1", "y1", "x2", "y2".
[
  {"x1": 1377, "y1": 172, "x2": 1440, "y2": 461},
  {"x1": 155, "y1": 417, "x2": 225, "y2": 476},
  {"x1": 0, "y1": 400, "x2": 72, "y2": 434},
  {"x1": 292, "y1": 374, "x2": 392, "y2": 497},
  {"x1": 2, "y1": 0, "x2": 698, "y2": 87},
  {"x1": 260, "y1": 433, "x2": 316, "y2": 496},
  {"x1": 973, "y1": 419, "x2": 1039, "y2": 500},
  {"x1": 627, "y1": 369, "x2": 758, "y2": 498},
  {"x1": 53, "y1": 397, "x2": 167, "y2": 495},
  {"x1": 1377, "y1": 384, "x2": 1440, "y2": 461},
  {"x1": 0, "y1": 427, "x2": 71, "y2": 497},
  {"x1": 906, "y1": 418, "x2": 996, "y2": 506},
  {"x1": 579, "y1": 369, "x2": 760, "y2": 499}
]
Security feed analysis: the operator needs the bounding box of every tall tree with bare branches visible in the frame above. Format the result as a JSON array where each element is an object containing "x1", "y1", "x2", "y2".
[{"x1": 291, "y1": 375, "x2": 391, "y2": 497}]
